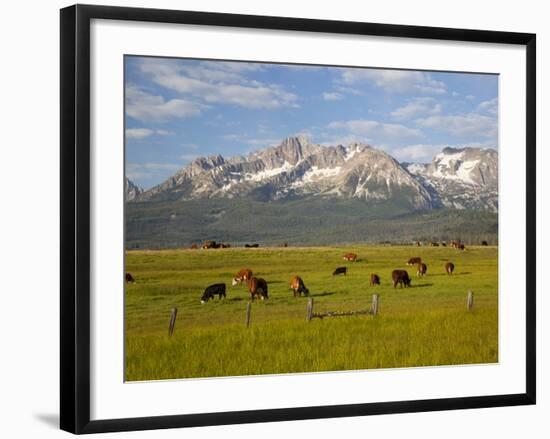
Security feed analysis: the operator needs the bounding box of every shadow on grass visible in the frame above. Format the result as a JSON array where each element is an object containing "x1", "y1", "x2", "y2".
[
  {"x1": 409, "y1": 283, "x2": 434, "y2": 288},
  {"x1": 310, "y1": 291, "x2": 336, "y2": 297}
]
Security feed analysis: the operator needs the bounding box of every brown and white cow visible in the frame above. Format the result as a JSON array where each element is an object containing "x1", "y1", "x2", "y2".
[
  {"x1": 232, "y1": 268, "x2": 253, "y2": 286},
  {"x1": 290, "y1": 275, "x2": 309, "y2": 297},
  {"x1": 343, "y1": 252, "x2": 358, "y2": 262},
  {"x1": 247, "y1": 277, "x2": 268, "y2": 300},
  {"x1": 445, "y1": 262, "x2": 455, "y2": 275},
  {"x1": 417, "y1": 263, "x2": 427, "y2": 276},
  {"x1": 407, "y1": 257, "x2": 422, "y2": 266}
]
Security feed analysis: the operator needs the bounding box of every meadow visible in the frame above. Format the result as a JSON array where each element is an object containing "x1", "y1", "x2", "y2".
[{"x1": 125, "y1": 245, "x2": 498, "y2": 381}]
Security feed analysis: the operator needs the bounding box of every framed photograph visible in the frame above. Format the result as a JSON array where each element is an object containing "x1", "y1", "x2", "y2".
[{"x1": 60, "y1": 4, "x2": 536, "y2": 434}]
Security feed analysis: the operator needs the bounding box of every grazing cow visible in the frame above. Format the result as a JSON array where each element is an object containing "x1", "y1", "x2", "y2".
[
  {"x1": 125, "y1": 273, "x2": 135, "y2": 283},
  {"x1": 417, "y1": 263, "x2": 427, "y2": 276},
  {"x1": 190, "y1": 243, "x2": 198, "y2": 249},
  {"x1": 441, "y1": 242, "x2": 447, "y2": 247},
  {"x1": 392, "y1": 270, "x2": 411, "y2": 288},
  {"x1": 245, "y1": 243, "x2": 259, "y2": 248},
  {"x1": 458, "y1": 244, "x2": 465, "y2": 251},
  {"x1": 202, "y1": 240, "x2": 217, "y2": 249},
  {"x1": 370, "y1": 273, "x2": 380, "y2": 286},
  {"x1": 449, "y1": 240, "x2": 461, "y2": 249},
  {"x1": 481, "y1": 240, "x2": 488, "y2": 246},
  {"x1": 215, "y1": 243, "x2": 230, "y2": 248},
  {"x1": 232, "y1": 268, "x2": 253, "y2": 286},
  {"x1": 283, "y1": 242, "x2": 288, "y2": 247},
  {"x1": 429, "y1": 241, "x2": 439, "y2": 247},
  {"x1": 343, "y1": 252, "x2": 358, "y2": 262},
  {"x1": 445, "y1": 262, "x2": 455, "y2": 275},
  {"x1": 407, "y1": 257, "x2": 422, "y2": 266},
  {"x1": 290, "y1": 275, "x2": 309, "y2": 297},
  {"x1": 415, "y1": 241, "x2": 421, "y2": 247},
  {"x1": 247, "y1": 277, "x2": 268, "y2": 300},
  {"x1": 332, "y1": 267, "x2": 347, "y2": 276},
  {"x1": 200, "y1": 283, "x2": 226, "y2": 303}
]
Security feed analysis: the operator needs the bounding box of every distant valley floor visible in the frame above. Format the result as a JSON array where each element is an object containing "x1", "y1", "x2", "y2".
[{"x1": 126, "y1": 198, "x2": 498, "y2": 249}]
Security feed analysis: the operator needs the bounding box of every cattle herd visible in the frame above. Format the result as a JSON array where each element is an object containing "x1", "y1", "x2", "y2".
[{"x1": 125, "y1": 244, "x2": 469, "y2": 302}]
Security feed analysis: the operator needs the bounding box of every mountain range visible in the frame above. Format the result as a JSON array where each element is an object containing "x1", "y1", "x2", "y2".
[{"x1": 127, "y1": 135, "x2": 498, "y2": 213}]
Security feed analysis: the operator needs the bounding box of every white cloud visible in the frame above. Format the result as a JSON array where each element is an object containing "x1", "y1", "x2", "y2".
[
  {"x1": 340, "y1": 69, "x2": 446, "y2": 94},
  {"x1": 335, "y1": 86, "x2": 363, "y2": 96},
  {"x1": 416, "y1": 113, "x2": 497, "y2": 138},
  {"x1": 465, "y1": 95, "x2": 476, "y2": 100},
  {"x1": 392, "y1": 144, "x2": 445, "y2": 162},
  {"x1": 328, "y1": 119, "x2": 423, "y2": 143},
  {"x1": 126, "y1": 85, "x2": 203, "y2": 122},
  {"x1": 221, "y1": 133, "x2": 280, "y2": 147},
  {"x1": 125, "y1": 128, "x2": 154, "y2": 139},
  {"x1": 156, "y1": 129, "x2": 175, "y2": 136},
  {"x1": 391, "y1": 98, "x2": 442, "y2": 120},
  {"x1": 126, "y1": 128, "x2": 176, "y2": 139},
  {"x1": 476, "y1": 97, "x2": 498, "y2": 116},
  {"x1": 322, "y1": 92, "x2": 343, "y2": 101},
  {"x1": 139, "y1": 59, "x2": 298, "y2": 109}
]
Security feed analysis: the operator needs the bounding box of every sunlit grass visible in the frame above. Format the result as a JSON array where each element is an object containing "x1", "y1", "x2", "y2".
[{"x1": 125, "y1": 245, "x2": 498, "y2": 381}]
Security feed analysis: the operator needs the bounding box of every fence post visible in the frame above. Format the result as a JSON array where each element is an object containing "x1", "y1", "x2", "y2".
[
  {"x1": 168, "y1": 307, "x2": 178, "y2": 336},
  {"x1": 307, "y1": 297, "x2": 314, "y2": 322},
  {"x1": 467, "y1": 290, "x2": 474, "y2": 311},
  {"x1": 372, "y1": 294, "x2": 379, "y2": 316},
  {"x1": 246, "y1": 301, "x2": 252, "y2": 328}
]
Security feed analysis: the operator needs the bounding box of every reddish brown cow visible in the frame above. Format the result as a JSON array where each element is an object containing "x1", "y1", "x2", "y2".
[
  {"x1": 407, "y1": 257, "x2": 422, "y2": 266},
  {"x1": 232, "y1": 268, "x2": 253, "y2": 286},
  {"x1": 417, "y1": 263, "x2": 427, "y2": 276},
  {"x1": 370, "y1": 273, "x2": 380, "y2": 286},
  {"x1": 247, "y1": 277, "x2": 268, "y2": 300},
  {"x1": 290, "y1": 275, "x2": 309, "y2": 297},
  {"x1": 445, "y1": 262, "x2": 455, "y2": 275},
  {"x1": 343, "y1": 252, "x2": 358, "y2": 262}
]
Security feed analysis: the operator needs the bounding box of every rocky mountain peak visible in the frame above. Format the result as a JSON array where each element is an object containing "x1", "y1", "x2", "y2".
[
  {"x1": 125, "y1": 177, "x2": 143, "y2": 201},
  {"x1": 130, "y1": 137, "x2": 498, "y2": 213}
]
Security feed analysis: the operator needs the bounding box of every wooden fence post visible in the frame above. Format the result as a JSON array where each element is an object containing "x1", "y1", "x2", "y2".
[
  {"x1": 306, "y1": 297, "x2": 314, "y2": 322},
  {"x1": 467, "y1": 290, "x2": 474, "y2": 311},
  {"x1": 168, "y1": 307, "x2": 177, "y2": 336},
  {"x1": 371, "y1": 294, "x2": 379, "y2": 316},
  {"x1": 246, "y1": 301, "x2": 251, "y2": 328}
]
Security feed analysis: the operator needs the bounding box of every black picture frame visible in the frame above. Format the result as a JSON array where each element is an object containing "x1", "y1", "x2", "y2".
[{"x1": 60, "y1": 4, "x2": 536, "y2": 434}]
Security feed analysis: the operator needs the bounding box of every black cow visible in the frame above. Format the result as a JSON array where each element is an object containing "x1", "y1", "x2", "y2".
[
  {"x1": 245, "y1": 243, "x2": 259, "y2": 248},
  {"x1": 201, "y1": 283, "x2": 226, "y2": 303},
  {"x1": 332, "y1": 267, "x2": 347, "y2": 276},
  {"x1": 125, "y1": 273, "x2": 135, "y2": 283},
  {"x1": 370, "y1": 273, "x2": 380, "y2": 286},
  {"x1": 481, "y1": 240, "x2": 488, "y2": 246},
  {"x1": 392, "y1": 269, "x2": 411, "y2": 288}
]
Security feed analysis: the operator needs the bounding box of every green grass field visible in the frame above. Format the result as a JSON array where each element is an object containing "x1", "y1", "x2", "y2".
[{"x1": 125, "y1": 245, "x2": 498, "y2": 381}]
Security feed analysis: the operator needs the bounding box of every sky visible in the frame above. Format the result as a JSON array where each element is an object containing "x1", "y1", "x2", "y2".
[{"x1": 125, "y1": 56, "x2": 498, "y2": 189}]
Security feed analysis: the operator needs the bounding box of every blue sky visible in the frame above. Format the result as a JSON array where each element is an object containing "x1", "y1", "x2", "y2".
[{"x1": 125, "y1": 56, "x2": 498, "y2": 189}]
